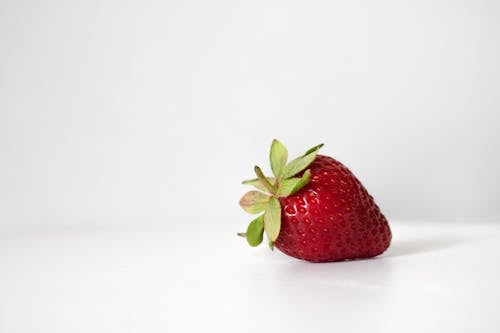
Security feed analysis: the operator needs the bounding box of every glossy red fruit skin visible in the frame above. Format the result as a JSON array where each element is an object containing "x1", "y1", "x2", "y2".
[{"x1": 274, "y1": 155, "x2": 391, "y2": 263}]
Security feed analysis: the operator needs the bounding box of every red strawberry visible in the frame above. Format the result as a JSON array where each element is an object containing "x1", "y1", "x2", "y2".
[{"x1": 239, "y1": 139, "x2": 391, "y2": 263}]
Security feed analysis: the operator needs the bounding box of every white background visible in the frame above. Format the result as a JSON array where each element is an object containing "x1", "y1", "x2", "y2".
[{"x1": 1, "y1": 1, "x2": 500, "y2": 230}]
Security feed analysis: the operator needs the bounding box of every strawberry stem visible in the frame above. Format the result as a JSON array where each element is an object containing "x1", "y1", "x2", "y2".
[{"x1": 254, "y1": 166, "x2": 276, "y2": 194}]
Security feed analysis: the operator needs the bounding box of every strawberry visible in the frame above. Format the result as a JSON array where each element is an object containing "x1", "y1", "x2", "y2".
[{"x1": 239, "y1": 139, "x2": 391, "y2": 262}]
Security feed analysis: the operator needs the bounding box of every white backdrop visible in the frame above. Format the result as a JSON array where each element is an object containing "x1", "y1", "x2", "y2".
[{"x1": 1, "y1": 0, "x2": 499, "y2": 230}]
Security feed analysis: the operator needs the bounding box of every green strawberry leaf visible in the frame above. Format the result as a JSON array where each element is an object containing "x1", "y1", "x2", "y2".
[
  {"x1": 246, "y1": 215, "x2": 265, "y2": 246},
  {"x1": 254, "y1": 165, "x2": 277, "y2": 194},
  {"x1": 264, "y1": 197, "x2": 281, "y2": 242},
  {"x1": 270, "y1": 139, "x2": 288, "y2": 180},
  {"x1": 283, "y1": 149, "x2": 318, "y2": 179},
  {"x1": 276, "y1": 177, "x2": 302, "y2": 197},
  {"x1": 242, "y1": 177, "x2": 276, "y2": 193},
  {"x1": 290, "y1": 169, "x2": 311, "y2": 195},
  {"x1": 239, "y1": 191, "x2": 271, "y2": 214},
  {"x1": 276, "y1": 169, "x2": 312, "y2": 197},
  {"x1": 304, "y1": 143, "x2": 324, "y2": 156}
]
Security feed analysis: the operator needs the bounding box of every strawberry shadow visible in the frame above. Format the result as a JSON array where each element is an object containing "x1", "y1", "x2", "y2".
[{"x1": 381, "y1": 235, "x2": 475, "y2": 258}]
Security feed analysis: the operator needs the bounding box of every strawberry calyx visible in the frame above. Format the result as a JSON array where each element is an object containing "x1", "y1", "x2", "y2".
[{"x1": 238, "y1": 139, "x2": 323, "y2": 249}]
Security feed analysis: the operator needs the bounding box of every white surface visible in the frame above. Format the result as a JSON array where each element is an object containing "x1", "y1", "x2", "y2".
[
  {"x1": 2, "y1": 0, "x2": 500, "y2": 229},
  {"x1": 1, "y1": 222, "x2": 499, "y2": 333}
]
